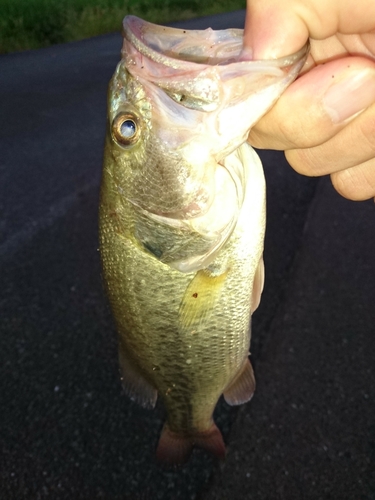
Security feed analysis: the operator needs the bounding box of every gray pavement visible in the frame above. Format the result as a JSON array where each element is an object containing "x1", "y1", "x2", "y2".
[{"x1": 1, "y1": 10, "x2": 375, "y2": 500}]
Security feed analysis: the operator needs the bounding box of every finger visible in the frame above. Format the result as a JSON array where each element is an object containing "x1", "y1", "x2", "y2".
[
  {"x1": 311, "y1": 33, "x2": 375, "y2": 62},
  {"x1": 244, "y1": 0, "x2": 375, "y2": 59},
  {"x1": 248, "y1": 57, "x2": 375, "y2": 151},
  {"x1": 285, "y1": 101, "x2": 375, "y2": 176},
  {"x1": 331, "y1": 158, "x2": 375, "y2": 200}
]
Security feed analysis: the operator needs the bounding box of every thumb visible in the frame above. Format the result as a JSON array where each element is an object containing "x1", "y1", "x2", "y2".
[{"x1": 243, "y1": 0, "x2": 308, "y2": 59}]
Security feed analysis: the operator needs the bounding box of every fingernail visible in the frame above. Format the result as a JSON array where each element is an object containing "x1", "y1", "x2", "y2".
[{"x1": 323, "y1": 69, "x2": 375, "y2": 123}]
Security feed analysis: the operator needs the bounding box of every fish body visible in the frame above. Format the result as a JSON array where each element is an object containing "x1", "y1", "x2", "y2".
[{"x1": 99, "y1": 16, "x2": 308, "y2": 463}]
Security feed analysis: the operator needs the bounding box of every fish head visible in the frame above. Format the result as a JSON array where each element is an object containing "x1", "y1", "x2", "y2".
[{"x1": 104, "y1": 16, "x2": 308, "y2": 269}]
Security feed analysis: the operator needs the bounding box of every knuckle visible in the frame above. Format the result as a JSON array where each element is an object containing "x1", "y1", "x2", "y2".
[
  {"x1": 250, "y1": 105, "x2": 314, "y2": 150},
  {"x1": 285, "y1": 147, "x2": 324, "y2": 176},
  {"x1": 276, "y1": 114, "x2": 311, "y2": 149},
  {"x1": 331, "y1": 170, "x2": 358, "y2": 200},
  {"x1": 331, "y1": 163, "x2": 375, "y2": 201}
]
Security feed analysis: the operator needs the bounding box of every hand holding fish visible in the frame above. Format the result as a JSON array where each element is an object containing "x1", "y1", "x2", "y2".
[{"x1": 245, "y1": 0, "x2": 375, "y2": 200}]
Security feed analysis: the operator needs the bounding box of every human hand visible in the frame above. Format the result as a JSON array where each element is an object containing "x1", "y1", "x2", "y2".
[{"x1": 244, "y1": 0, "x2": 375, "y2": 200}]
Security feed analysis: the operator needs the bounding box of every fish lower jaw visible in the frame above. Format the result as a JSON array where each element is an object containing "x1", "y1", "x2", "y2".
[
  {"x1": 151, "y1": 200, "x2": 209, "y2": 220},
  {"x1": 128, "y1": 190, "x2": 212, "y2": 220}
]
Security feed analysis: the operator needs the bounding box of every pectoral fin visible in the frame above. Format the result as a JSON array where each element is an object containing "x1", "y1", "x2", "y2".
[
  {"x1": 118, "y1": 344, "x2": 157, "y2": 409},
  {"x1": 223, "y1": 358, "x2": 256, "y2": 406},
  {"x1": 178, "y1": 269, "x2": 228, "y2": 329}
]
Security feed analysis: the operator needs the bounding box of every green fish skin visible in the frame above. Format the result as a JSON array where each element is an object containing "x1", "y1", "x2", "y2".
[{"x1": 99, "y1": 16, "x2": 308, "y2": 464}]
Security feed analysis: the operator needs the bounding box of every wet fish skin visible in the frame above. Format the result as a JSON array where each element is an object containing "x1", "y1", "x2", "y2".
[{"x1": 99, "y1": 16, "x2": 308, "y2": 464}]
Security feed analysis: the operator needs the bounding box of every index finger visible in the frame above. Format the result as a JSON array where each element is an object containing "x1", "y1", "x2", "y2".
[{"x1": 248, "y1": 57, "x2": 375, "y2": 152}]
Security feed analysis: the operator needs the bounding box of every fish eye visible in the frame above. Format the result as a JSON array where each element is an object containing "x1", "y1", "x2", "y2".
[{"x1": 112, "y1": 112, "x2": 141, "y2": 146}]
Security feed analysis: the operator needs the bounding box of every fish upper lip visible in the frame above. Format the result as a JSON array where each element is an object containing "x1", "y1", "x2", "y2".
[{"x1": 123, "y1": 15, "x2": 309, "y2": 69}]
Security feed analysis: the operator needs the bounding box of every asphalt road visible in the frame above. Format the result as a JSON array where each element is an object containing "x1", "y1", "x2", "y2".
[{"x1": 1, "y1": 10, "x2": 375, "y2": 500}]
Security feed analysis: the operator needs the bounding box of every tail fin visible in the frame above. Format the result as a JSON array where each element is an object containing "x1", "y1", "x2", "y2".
[{"x1": 156, "y1": 422, "x2": 226, "y2": 465}]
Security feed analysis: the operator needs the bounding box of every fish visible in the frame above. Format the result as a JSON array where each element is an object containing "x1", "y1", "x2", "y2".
[{"x1": 99, "y1": 15, "x2": 308, "y2": 464}]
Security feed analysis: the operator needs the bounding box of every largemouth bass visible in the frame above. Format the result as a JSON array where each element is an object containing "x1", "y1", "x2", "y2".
[{"x1": 99, "y1": 16, "x2": 308, "y2": 464}]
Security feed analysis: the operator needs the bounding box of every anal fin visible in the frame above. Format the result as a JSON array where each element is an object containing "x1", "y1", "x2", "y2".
[
  {"x1": 223, "y1": 358, "x2": 256, "y2": 406},
  {"x1": 118, "y1": 344, "x2": 157, "y2": 409}
]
